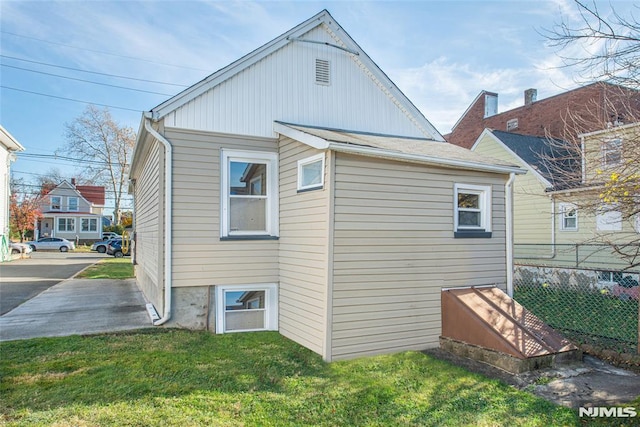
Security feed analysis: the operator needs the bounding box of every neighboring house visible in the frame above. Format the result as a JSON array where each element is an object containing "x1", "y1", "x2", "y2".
[
  {"x1": 471, "y1": 125, "x2": 640, "y2": 286},
  {"x1": 36, "y1": 179, "x2": 106, "y2": 243},
  {"x1": 0, "y1": 126, "x2": 25, "y2": 261},
  {"x1": 130, "y1": 10, "x2": 524, "y2": 361},
  {"x1": 447, "y1": 83, "x2": 640, "y2": 149}
]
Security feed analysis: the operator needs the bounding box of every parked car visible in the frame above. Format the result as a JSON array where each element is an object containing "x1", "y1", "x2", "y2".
[
  {"x1": 28, "y1": 237, "x2": 75, "y2": 252},
  {"x1": 10, "y1": 242, "x2": 33, "y2": 255},
  {"x1": 102, "y1": 232, "x2": 122, "y2": 241},
  {"x1": 107, "y1": 239, "x2": 130, "y2": 258},
  {"x1": 91, "y1": 238, "x2": 120, "y2": 253}
]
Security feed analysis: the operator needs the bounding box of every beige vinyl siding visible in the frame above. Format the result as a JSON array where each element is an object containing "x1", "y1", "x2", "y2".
[
  {"x1": 133, "y1": 139, "x2": 164, "y2": 311},
  {"x1": 330, "y1": 153, "x2": 508, "y2": 360},
  {"x1": 472, "y1": 133, "x2": 553, "y2": 244},
  {"x1": 165, "y1": 127, "x2": 279, "y2": 287},
  {"x1": 278, "y1": 137, "x2": 329, "y2": 356}
]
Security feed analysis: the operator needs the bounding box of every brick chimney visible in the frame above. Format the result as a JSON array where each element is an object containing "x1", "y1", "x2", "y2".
[{"x1": 524, "y1": 88, "x2": 537, "y2": 106}]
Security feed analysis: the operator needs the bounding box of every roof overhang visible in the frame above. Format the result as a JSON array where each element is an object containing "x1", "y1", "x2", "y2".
[
  {"x1": 275, "y1": 122, "x2": 525, "y2": 175},
  {"x1": 0, "y1": 125, "x2": 25, "y2": 152}
]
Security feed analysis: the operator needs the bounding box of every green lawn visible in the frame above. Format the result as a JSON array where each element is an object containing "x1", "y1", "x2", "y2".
[
  {"x1": 0, "y1": 330, "x2": 578, "y2": 426},
  {"x1": 75, "y1": 257, "x2": 134, "y2": 279}
]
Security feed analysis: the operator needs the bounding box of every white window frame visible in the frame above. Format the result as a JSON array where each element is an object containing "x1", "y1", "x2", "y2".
[
  {"x1": 297, "y1": 153, "x2": 325, "y2": 191},
  {"x1": 601, "y1": 138, "x2": 623, "y2": 168},
  {"x1": 57, "y1": 217, "x2": 75, "y2": 232},
  {"x1": 220, "y1": 150, "x2": 279, "y2": 238},
  {"x1": 68, "y1": 197, "x2": 79, "y2": 212},
  {"x1": 453, "y1": 184, "x2": 492, "y2": 232},
  {"x1": 559, "y1": 203, "x2": 578, "y2": 231},
  {"x1": 596, "y1": 204, "x2": 622, "y2": 232},
  {"x1": 50, "y1": 196, "x2": 61, "y2": 211},
  {"x1": 81, "y1": 217, "x2": 98, "y2": 232},
  {"x1": 215, "y1": 283, "x2": 278, "y2": 334}
]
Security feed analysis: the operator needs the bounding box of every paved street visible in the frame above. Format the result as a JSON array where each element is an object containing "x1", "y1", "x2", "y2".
[{"x1": 0, "y1": 252, "x2": 105, "y2": 315}]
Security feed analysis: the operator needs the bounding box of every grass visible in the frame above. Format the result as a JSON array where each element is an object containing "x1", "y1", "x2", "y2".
[
  {"x1": 74, "y1": 257, "x2": 134, "y2": 279},
  {"x1": 514, "y1": 285, "x2": 638, "y2": 351},
  {"x1": 0, "y1": 330, "x2": 580, "y2": 426}
]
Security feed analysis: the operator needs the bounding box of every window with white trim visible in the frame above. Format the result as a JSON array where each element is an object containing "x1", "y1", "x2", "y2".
[
  {"x1": 81, "y1": 218, "x2": 98, "y2": 232},
  {"x1": 215, "y1": 284, "x2": 278, "y2": 333},
  {"x1": 559, "y1": 203, "x2": 578, "y2": 231},
  {"x1": 57, "y1": 217, "x2": 75, "y2": 232},
  {"x1": 601, "y1": 138, "x2": 622, "y2": 168},
  {"x1": 50, "y1": 196, "x2": 61, "y2": 211},
  {"x1": 221, "y1": 150, "x2": 278, "y2": 238},
  {"x1": 596, "y1": 204, "x2": 622, "y2": 231},
  {"x1": 297, "y1": 153, "x2": 324, "y2": 191},
  {"x1": 68, "y1": 197, "x2": 79, "y2": 211},
  {"x1": 454, "y1": 184, "x2": 492, "y2": 237}
]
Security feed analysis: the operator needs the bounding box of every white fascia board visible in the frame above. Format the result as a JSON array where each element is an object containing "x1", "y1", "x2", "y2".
[
  {"x1": 0, "y1": 125, "x2": 25, "y2": 152},
  {"x1": 473, "y1": 129, "x2": 552, "y2": 187},
  {"x1": 151, "y1": 11, "x2": 332, "y2": 120},
  {"x1": 273, "y1": 122, "x2": 329, "y2": 149},
  {"x1": 327, "y1": 142, "x2": 526, "y2": 175}
]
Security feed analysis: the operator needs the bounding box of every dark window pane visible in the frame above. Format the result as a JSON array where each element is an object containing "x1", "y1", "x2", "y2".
[{"x1": 458, "y1": 193, "x2": 479, "y2": 209}]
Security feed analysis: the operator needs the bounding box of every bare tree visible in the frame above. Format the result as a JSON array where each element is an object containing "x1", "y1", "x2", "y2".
[
  {"x1": 544, "y1": 0, "x2": 640, "y2": 89},
  {"x1": 58, "y1": 105, "x2": 135, "y2": 224}
]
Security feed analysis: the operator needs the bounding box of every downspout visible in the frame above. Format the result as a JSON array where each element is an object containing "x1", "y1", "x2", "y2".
[
  {"x1": 505, "y1": 173, "x2": 516, "y2": 297},
  {"x1": 143, "y1": 114, "x2": 173, "y2": 326}
]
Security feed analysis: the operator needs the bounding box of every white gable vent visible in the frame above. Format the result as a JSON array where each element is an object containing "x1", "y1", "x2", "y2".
[{"x1": 315, "y1": 58, "x2": 330, "y2": 85}]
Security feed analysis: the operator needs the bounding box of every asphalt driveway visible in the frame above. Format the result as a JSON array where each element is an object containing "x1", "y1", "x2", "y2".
[{"x1": 0, "y1": 252, "x2": 151, "y2": 341}]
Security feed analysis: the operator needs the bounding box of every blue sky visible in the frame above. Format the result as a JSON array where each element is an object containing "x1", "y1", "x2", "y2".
[{"x1": 1, "y1": 0, "x2": 635, "y2": 203}]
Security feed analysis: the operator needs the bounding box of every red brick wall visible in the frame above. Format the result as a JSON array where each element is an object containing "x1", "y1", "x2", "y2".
[{"x1": 445, "y1": 83, "x2": 640, "y2": 148}]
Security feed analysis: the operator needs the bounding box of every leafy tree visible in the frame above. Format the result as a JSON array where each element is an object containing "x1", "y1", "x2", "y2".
[
  {"x1": 58, "y1": 105, "x2": 135, "y2": 225},
  {"x1": 9, "y1": 193, "x2": 42, "y2": 242}
]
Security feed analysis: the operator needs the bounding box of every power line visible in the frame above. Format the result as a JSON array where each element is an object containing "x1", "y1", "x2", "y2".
[
  {"x1": 1, "y1": 55, "x2": 190, "y2": 88},
  {"x1": 2, "y1": 63, "x2": 174, "y2": 96},
  {"x1": 1, "y1": 31, "x2": 211, "y2": 72},
  {"x1": 1, "y1": 85, "x2": 144, "y2": 112},
  {"x1": 16, "y1": 153, "x2": 127, "y2": 166}
]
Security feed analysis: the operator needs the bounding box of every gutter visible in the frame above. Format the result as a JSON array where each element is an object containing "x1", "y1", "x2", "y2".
[
  {"x1": 327, "y1": 142, "x2": 526, "y2": 175},
  {"x1": 505, "y1": 173, "x2": 516, "y2": 297},
  {"x1": 143, "y1": 114, "x2": 173, "y2": 326}
]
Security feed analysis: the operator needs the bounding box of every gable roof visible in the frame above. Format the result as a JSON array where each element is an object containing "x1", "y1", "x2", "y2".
[
  {"x1": 43, "y1": 180, "x2": 106, "y2": 206},
  {"x1": 478, "y1": 129, "x2": 580, "y2": 190},
  {"x1": 146, "y1": 9, "x2": 443, "y2": 142},
  {"x1": 275, "y1": 121, "x2": 525, "y2": 175}
]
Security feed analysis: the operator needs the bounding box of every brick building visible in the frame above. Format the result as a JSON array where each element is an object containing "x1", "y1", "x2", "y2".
[{"x1": 445, "y1": 82, "x2": 640, "y2": 149}]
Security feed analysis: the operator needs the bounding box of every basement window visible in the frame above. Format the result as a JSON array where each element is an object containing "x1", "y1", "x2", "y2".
[
  {"x1": 315, "y1": 58, "x2": 330, "y2": 85},
  {"x1": 454, "y1": 184, "x2": 492, "y2": 238},
  {"x1": 215, "y1": 284, "x2": 278, "y2": 333}
]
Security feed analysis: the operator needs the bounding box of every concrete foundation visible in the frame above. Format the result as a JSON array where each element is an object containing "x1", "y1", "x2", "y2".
[{"x1": 165, "y1": 286, "x2": 216, "y2": 331}]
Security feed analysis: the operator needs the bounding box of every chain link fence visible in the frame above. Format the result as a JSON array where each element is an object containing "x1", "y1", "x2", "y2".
[{"x1": 513, "y1": 244, "x2": 639, "y2": 355}]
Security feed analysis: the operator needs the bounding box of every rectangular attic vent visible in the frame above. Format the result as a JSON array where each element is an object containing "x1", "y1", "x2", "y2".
[{"x1": 315, "y1": 58, "x2": 330, "y2": 85}]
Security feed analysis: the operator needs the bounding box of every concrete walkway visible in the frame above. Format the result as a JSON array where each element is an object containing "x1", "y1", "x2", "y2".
[{"x1": 0, "y1": 278, "x2": 151, "y2": 341}]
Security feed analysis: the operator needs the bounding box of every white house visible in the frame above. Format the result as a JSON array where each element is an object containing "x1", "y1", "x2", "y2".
[{"x1": 0, "y1": 125, "x2": 25, "y2": 261}]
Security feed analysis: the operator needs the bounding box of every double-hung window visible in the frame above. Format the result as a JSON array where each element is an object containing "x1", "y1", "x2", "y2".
[
  {"x1": 50, "y1": 196, "x2": 61, "y2": 211},
  {"x1": 454, "y1": 184, "x2": 492, "y2": 238},
  {"x1": 68, "y1": 197, "x2": 79, "y2": 211},
  {"x1": 58, "y1": 218, "x2": 75, "y2": 232},
  {"x1": 601, "y1": 138, "x2": 622, "y2": 168},
  {"x1": 221, "y1": 150, "x2": 278, "y2": 238},
  {"x1": 559, "y1": 203, "x2": 578, "y2": 231},
  {"x1": 81, "y1": 218, "x2": 98, "y2": 232}
]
